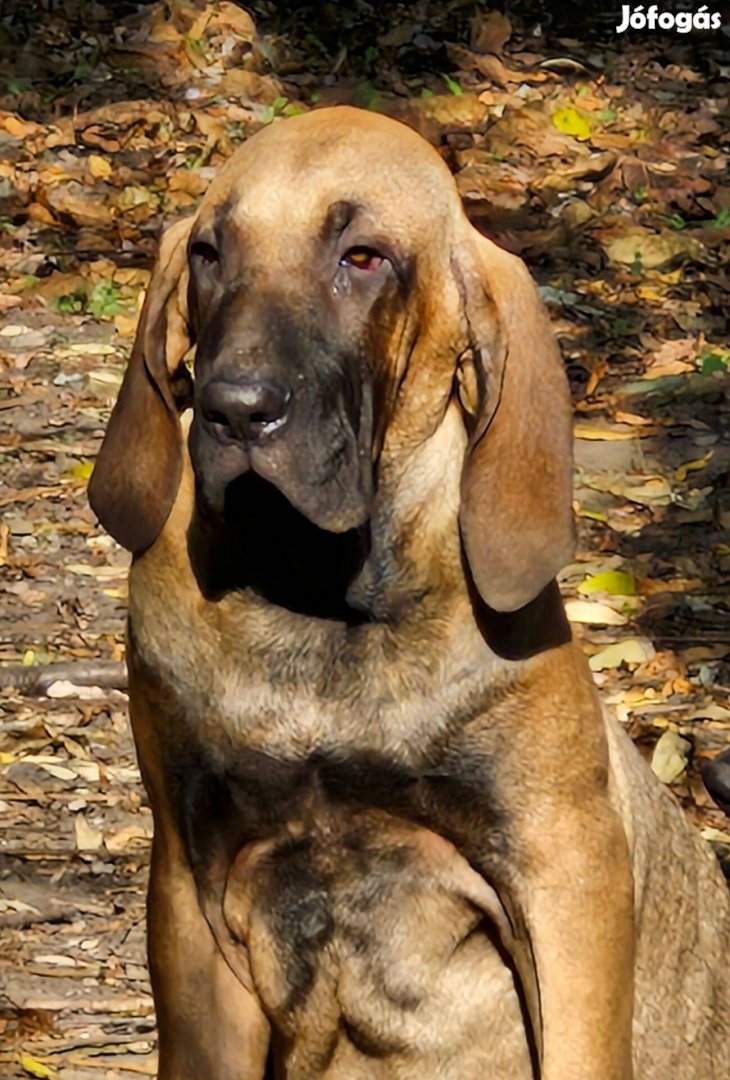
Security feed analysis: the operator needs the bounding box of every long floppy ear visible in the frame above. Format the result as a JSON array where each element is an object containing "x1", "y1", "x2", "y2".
[
  {"x1": 88, "y1": 217, "x2": 194, "y2": 552},
  {"x1": 455, "y1": 227, "x2": 575, "y2": 613}
]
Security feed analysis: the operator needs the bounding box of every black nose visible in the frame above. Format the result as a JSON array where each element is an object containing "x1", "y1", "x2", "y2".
[{"x1": 200, "y1": 378, "x2": 290, "y2": 442}]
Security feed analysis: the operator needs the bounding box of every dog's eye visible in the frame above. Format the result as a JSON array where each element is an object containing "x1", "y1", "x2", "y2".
[
  {"x1": 340, "y1": 247, "x2": 384, "y2": 272},
  {"x1": 191, "y1": 241, "x2": 219, "y2": 267}
]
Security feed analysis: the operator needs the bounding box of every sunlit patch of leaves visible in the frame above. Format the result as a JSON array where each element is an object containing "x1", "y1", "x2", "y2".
[{"x1": 51, "y1": 281, "x2": 122, "y2": 319}]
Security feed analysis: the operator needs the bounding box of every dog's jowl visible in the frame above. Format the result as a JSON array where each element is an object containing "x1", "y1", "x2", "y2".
[{"x1": 90, "y1": 107, "x2": 730, "y2": 1080}]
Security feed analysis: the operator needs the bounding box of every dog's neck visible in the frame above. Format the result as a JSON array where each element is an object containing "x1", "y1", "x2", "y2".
[{"x1": 184, "y1": 402, "x2": 570, "y2": 661}]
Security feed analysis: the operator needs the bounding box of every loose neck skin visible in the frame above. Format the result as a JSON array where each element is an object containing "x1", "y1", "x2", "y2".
[{"x1": 130, "y1": 402, "x2": 571, "y2": 717}]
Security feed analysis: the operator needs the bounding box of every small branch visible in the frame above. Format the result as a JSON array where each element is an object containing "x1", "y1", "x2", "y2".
[
  {"x1": 0, "y1": 661, "x2": 127, "y2": 696},
  {"x1": 0, "y1": 905, "x2": 83, "y2": 930}
]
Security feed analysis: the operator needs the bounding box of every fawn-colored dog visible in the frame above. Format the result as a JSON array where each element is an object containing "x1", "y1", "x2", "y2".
[{"x1": 90, "y1": 107, "x2": 730, "y2": 1079}]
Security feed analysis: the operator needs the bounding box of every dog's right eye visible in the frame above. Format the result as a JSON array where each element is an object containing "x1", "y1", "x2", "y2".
[{"x1": 191, "y1": 241, "x2": 219, "y2": 267}]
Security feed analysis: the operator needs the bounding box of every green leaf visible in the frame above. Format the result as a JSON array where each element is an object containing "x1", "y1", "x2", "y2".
[
  {"x1": 88, "y1": 280, "x2": 121, "y2": 318},
  {"x1": 441, "y1": 73, "x2": 463, "y2": 96},
  {"x1": 699, "y1": 351, "x2": 729, "y2": 376},
  {"x1": 578, "y1": 570, "x2": 636, "y2": 597},
  {"x1": 710, "y1": 207, "x2": 730, "y2": 229},
  {"x1": 552, "y1": 106, "x2": 591, "y2": 140},
  {"x1": 52, "y1": 288, "x2": 87, "y2": 314},
  {"x1": 354, "y1": 82, "x2": 384, "y2": 110}
]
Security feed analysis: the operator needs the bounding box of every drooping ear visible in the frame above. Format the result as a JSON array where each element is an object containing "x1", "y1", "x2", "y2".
[
  {"x1": 455, "y1": 226, "x2": 575, "y2": 613},
  {"x1": 88, "y1": 217, "x2": 195, "y2": 552}
]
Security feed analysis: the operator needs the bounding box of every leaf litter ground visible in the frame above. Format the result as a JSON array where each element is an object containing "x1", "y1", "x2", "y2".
[{"x1": 0, "y1": 2, "x2": 729, "y2": 1076}]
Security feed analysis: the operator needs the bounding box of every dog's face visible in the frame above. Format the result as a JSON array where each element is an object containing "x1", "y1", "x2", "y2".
[
  {"x1": 89, "y1": 107, "x2": 575, "y2": 613},
  {"x1": 185, "y1": 111, "x2": 461, "y2": 530}
]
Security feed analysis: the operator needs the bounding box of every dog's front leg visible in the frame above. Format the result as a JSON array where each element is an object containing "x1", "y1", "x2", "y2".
[
  {"x1": 509, "y1": 794, "x2": 635, "y2": 1080},
  {"x1": 455, "y1": 652, "x2": 635, "y2": 1080},
  {"x1": 129, "y1": 675, "x2": 271, "y2": 1080},
  {"x1": 147, "y1": 822, "x2": 271, "y2": 1080}
]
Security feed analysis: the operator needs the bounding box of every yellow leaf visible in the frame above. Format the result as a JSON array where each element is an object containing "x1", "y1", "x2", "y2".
[
  {"x1": 69, "y1": 460, "x2": 94, "y2": 480},
  {"x1": 552, "y1": 106, "x2": 592, "y2": 140},
  {"x1": 102, "y1": 586, "x2": 128, "y2": 600},
  {"x1": 575, "y1": 507, "x2": 608, "y2": 522},
  {"x1": 674, "y1": 451, "x2": 713, "y2": 483},
  {"x1": 88, "y1": 154, "x2": 112, "y2": 179},
  {"x1": 19, "y1": 1054, "x2": 54, "y2": 1079},
  {"x1": 578, "y1": 570, "x2": 636, "y2": 597},
  {"x1": 0, "y1": 751, "x2": 15, "y2": 764},
  {"x1": 574, "y1": 423, "x2": 637, "y2": 441},
  {"x1": 22, "y1": 649, "x2": 35, "y2": 666}
]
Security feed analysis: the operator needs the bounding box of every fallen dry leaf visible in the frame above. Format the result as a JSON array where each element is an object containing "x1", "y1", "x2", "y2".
[
  {"x1": 589, "y1": 638, "x2": 656, "y2": 672},
  {"x1": 565, "y1": 600, "x2": 629, "y2": 626},
  {"x1": 74, "y1": 814, "x2": 104, "y2": 852},
  {"x1": 651, "y1": 730, "x2": 691, "y2": 784}
]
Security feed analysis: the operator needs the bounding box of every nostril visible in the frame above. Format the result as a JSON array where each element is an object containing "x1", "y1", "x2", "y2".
[
  {"x1": 202, "y1": 408, "x2": 231, "y2": 427},
  {"x1": 200, "y1": 378, "x2": 291, "y2": 442}
]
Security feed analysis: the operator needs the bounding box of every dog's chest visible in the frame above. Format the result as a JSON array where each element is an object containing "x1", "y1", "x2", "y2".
[
  {"x1": 160, "y1": 696, "x2": 516, "y2": 1073},
  {"x1": 222, "y1": 807, "x2": 527, "y2": 1076}
]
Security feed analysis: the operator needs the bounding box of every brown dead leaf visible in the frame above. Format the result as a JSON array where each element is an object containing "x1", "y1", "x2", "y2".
[
  {"x1": 472, "y1": 10, "x2": 513, "y2": 55},
  {"x1": 220, "y1": 69, "x2": 284, "y2": 104},
  {"x1": 206, "y1": 1, "x2": 256, "y2": 41},
  {"x1": 105, "y1": 823, "x2": 153, "y2": 854},
  {"x1": 113, "y1": 313, "x2": 139, "y2": 337},
  {"x1": 602, "y1": 228, "x2": 703, "y2": 270},
  {"x1": 42, "y1": 181, "x2": 115, "y2": 227},
  {"x1": 168, "y1": 170, "x2": 208, "y2": 197},
  {"x1": 2, "y1": 113, "x2": 44, "y2": 139}
]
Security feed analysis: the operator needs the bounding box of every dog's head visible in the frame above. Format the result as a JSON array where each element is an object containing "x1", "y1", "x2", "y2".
[{"x1": 89, "y1": 107, "x2": 574, "y2": 614}]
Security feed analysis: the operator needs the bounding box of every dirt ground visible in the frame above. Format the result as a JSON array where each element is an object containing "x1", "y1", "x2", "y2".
[{"x1": 1, "y1": 3, "x2": 729, "y2": 1077}]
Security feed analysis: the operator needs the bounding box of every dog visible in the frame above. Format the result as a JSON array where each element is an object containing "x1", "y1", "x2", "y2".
[{"x1": 89, "y1": 107, "x2": 730, "y2": 1080}]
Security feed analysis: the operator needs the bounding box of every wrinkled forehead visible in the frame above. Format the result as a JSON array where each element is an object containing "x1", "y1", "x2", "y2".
[{"x1": 198, "y1": 108, "x2": 461, "y2": 252}]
